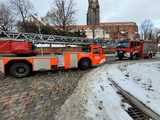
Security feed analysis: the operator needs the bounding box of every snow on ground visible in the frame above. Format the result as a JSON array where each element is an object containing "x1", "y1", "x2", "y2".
[
  {"x1": 56, "y1": 60, "x2": 160, "y2": 120},
  {"x1": 107, "y1": 61, "x2": 160, "y2": 115},
  {"x1": 56, "y1": 65, "x2": 133, "y2": 120},
  {"x1": 85, "y1": 69, "x2": 133, "y2": 120}
]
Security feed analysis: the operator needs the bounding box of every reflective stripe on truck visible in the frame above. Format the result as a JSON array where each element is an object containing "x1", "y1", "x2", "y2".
[
  {"x1": 63, "y1": 53, "x2": 78, "y2": 69},
  {"x1": 58, "y1": 55, "x2": 65, "y2": 67},
  {"x1": 71, "y1": 54, "x2": 78, "y2": 68},
  {"x1": 33, "y1": 58, "x2": 51, "y2": 71}
]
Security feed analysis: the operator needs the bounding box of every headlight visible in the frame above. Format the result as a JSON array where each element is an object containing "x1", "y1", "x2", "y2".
[
  {"x1": 100, "y1": 58, "x2": 106, "y2": 64},
  {"x1": 124, "y1": 52, "x2": 130, "y2": 57}
]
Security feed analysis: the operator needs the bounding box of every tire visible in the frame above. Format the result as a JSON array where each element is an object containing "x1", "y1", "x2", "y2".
[
  {"x1": 131, "y1": 54, "x2": 139, "y2": 60},
  {"x1": 9, "y1": 62, "x2": 31, "y2": 78},
  {"x1": 78, "y1": 59, "x2": 91, "y2": 70},
  {"x1": 118, "y1": 55, "x2": 123, "y2": 60},
  {"x1": 117, "y1": 51, "x2": 124, "y2": 60},
  {"x1": 118, "y1": 54, "x2": 124, "y2": 60}
]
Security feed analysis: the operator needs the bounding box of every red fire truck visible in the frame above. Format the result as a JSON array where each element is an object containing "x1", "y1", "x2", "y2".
[
  {"x1": 0, "y1": 38, "x2": 106, "y2": 78},
  {"x1": 116, "y1": 40, "x2": 157, "y2": 60}
]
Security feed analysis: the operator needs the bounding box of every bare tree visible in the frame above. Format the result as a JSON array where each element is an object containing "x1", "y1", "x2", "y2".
[
  {"x1": 9, "y1": 0, "x2": 34, "y2": 31},
  {"x1": 46, "y1": 0, "x2": 76, "y2": 30},
  {"x1": 0, "y1": 2, "x2": 14, "y2": 31},
  {"x1": 140, "y1": 19, "x2": 154, "y2": 40}
]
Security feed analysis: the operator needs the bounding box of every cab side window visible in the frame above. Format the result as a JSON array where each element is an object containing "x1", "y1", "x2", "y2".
[
  {"x1": 82, "y1": 47, "x2": 90, "y2": 52},
  {"x1": 93, "y1": 48, "x2": 100, "y2": 54}
]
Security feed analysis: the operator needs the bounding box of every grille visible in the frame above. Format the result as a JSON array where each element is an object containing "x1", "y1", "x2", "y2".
[
  {"x1": 120, "y1": 94, "x2": 151, "y2": 120},
  {"x1": 127, "y1": 104, "x2": 150, "y2": 120}
]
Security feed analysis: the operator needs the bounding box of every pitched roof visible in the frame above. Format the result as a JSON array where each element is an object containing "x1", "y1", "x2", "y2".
[
  {"x1": 100, "y1": 22, "x2": 136, "y2": 25},
  {"x1": 52, "y1": 21, "x2": 138, "y2": 30}
]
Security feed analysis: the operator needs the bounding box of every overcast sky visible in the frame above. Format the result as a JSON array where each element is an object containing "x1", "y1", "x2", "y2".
[{"x1": 1, "y1": 0, "x2": 160, "y2": 27}]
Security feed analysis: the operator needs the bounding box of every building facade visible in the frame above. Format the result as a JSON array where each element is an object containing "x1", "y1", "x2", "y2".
[
  {"x1": 69, "y1": 22, "x2": 139, "y2": 40},
  {"x1": 74, "y1": 0, "x2": 139, "y2": 40}
]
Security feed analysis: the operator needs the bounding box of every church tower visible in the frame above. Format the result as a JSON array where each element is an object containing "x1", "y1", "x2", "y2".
[{"x1": 87, "y1": 0, "x2": 100, "y2": 25}]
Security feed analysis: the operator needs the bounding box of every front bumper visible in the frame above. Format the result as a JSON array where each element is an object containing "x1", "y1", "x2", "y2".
[{"x1": 99, "y1": 58, "x2": 107, "y2": 64}]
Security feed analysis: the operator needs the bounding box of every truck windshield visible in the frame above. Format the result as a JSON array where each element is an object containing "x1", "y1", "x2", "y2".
[{"x1": 116, "y1": 41, "x2": 129, "y2": 48}]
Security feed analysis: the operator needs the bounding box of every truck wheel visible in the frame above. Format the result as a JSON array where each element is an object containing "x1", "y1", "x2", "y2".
[
  {"x1": 9, "y1": 62, "x2": 31, "y2": 78},
  {"x1": 118, "y1": 54, "x2": 124, "y2": 60},
  {"x1": 132, "y1": 54, "x2": 139, "y2": 60},
  {"x1": 118, "y1": 56, "x2": 123, "y2": 60},
  {"x1": 117, "y1": 51, "x2": 124, "y2": 60},
  {"x1": 78, "y1": 59, "x2": 91, "y2": 70}
]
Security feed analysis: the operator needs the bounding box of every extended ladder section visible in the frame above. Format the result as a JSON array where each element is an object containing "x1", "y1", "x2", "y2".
[{"x1": 0, "y1": 29, "x2": 113, "y2": 46}]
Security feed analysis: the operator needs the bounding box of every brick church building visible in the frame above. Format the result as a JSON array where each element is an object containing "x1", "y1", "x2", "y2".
[{"x1": 70, "y1": 0, "x2": 139, "y2": 40}]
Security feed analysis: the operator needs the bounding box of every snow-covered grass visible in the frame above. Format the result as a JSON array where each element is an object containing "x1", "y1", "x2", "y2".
[{"x1": 107, "y1": 61, "x2": 160, "y2": 115}]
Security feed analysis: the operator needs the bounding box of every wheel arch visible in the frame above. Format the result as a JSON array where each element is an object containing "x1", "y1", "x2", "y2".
[
  {"x1": 5, "y1": 60, "x2": 33, "y2": 74},
  {"x1": 78, "y1": 57, "x2": 92, "y2": 64},
  {"x1": 78, "y1": 57, "x2": 92, "y2": 67},
  {"x1": 132, "y1": 50, "x2": 140, "y2": 56}
]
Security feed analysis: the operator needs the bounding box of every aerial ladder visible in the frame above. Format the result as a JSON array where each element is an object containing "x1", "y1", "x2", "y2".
[{"x1": 0, "y1": 29, "x2": 112, "y2": 46}]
